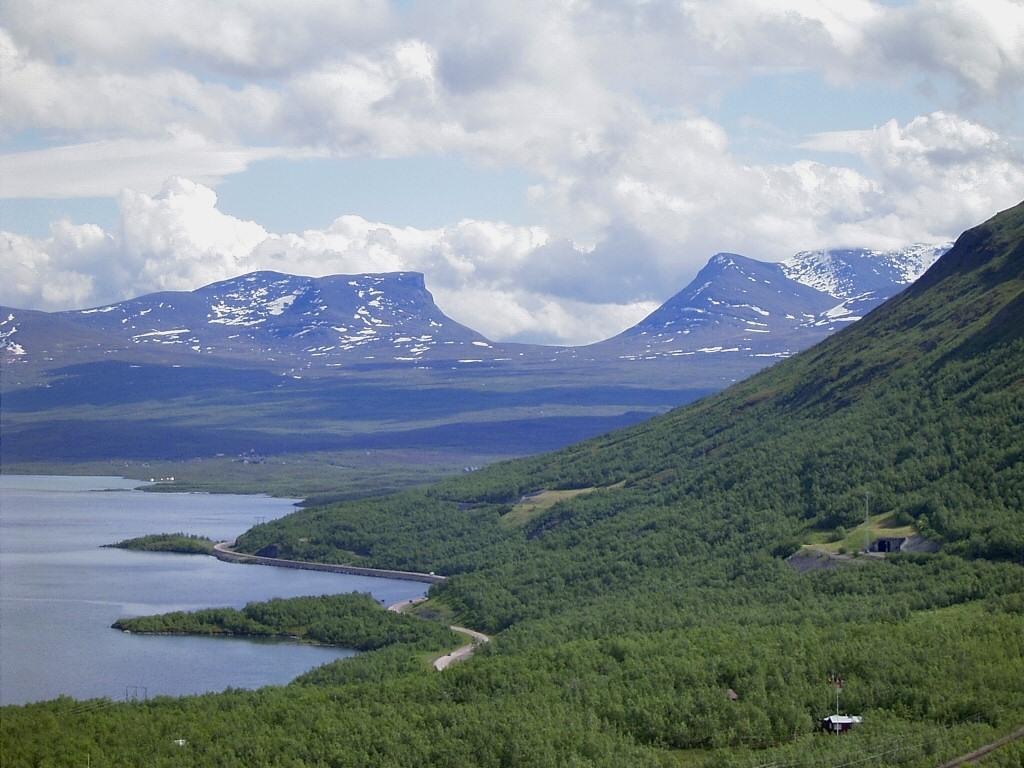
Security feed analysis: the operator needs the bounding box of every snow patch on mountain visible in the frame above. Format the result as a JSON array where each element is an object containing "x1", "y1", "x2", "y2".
[
  {"x1": 782, "y1": 244, "x2": 950, "y2": 298},
  {"x1": 1, "y1": 313, "x2": 25, "y2": 356}
]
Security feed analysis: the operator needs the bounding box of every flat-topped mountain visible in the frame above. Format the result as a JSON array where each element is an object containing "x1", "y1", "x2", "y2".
[{"x1": 1, "y1": 271, "x2": 506, "y2": 377}]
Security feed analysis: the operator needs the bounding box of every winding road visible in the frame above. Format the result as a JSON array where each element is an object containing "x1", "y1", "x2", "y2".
[
  {"x1": 386, "y1": 596, "x2": 491, "y2": 670},
  {"x1": 432, "y1": 626, "x2": 491, "y2": 670}
]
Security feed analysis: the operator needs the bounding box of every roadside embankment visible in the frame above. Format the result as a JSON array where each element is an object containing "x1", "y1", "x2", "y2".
[{"x1": 212, "y1": 542, "x2": 446, "y2": 584}]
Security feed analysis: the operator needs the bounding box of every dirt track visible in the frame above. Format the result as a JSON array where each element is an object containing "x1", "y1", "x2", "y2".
[
  {"x1": 432, "y1": 626, "x2": 491, "y2": 671},
  {"x1": 387, "y1": 598, "x2": 491, "y2": 670}
]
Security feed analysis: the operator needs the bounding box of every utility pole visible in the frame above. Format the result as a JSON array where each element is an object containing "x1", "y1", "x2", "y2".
[
  {"x1": 864, "y1": 492, "x2": 871, "y2": 553},
  {"x1": 828, "y1": 671, "x2": 844, "y2": 732}
]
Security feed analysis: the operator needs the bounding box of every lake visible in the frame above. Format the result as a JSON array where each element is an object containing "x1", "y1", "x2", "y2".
[{"x1": 0, "y1": 475, "x2": 428, "y2": 706}]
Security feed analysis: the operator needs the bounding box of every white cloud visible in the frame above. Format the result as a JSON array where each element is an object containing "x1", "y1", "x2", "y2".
[
  {"x1": 1, "y1": 0, "x2": 395, "y2": 76},
  {"x1": 2, "y1": 224, "x2": 106, "y2": 309},
  {"x1": 117, "y1": 178, "x2": 270, "y2": 291},
  {"x1": 3, "y1": 105, "x2": 1021, "y2": 344},
  {"x1": 0, "y1": 178, "x2": 633, "y2": 344},
  {"x1": 3, "y1": 0, "x2": 1022, "y2": 155},
  {"x1": 0, "y1": 132, "x2": 303, "y2": 198},
  {"x1": 0, "y1": 29, "x2": 282, "y2": 142},
  {"x1": 871, "y1": 0, "x2": 1024, "y2": 96},
  {"x1": 800, "y1": 112, "x2": 1024, "y2": 241}
]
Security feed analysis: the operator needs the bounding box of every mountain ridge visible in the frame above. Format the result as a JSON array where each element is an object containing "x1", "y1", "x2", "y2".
[{"x1": 2, "y1": 242, "x2": 950, "y2": 380}]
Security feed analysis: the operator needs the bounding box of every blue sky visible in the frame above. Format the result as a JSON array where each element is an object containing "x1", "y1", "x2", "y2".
[{"x1": 1, "y1": 0, "x2": 1022, "y2": 344}]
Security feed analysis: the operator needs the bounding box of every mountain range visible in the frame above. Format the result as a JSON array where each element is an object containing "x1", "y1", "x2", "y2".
[
  {"x1": 2, "y1": 243, "x2": 947, "y2": 378},
  {"x1": 0, "y1": 243, "x2": 948, "y2": 470}
]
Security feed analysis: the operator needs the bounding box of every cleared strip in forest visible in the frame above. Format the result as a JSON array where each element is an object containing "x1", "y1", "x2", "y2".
[{"x1": 937, "y1": 725, "x2": 1024, "y2": 768}]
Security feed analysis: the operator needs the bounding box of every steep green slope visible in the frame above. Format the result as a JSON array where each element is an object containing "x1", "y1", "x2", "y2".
[
  {"x1": 4, "y1": 203, "x2": 1022, "y2": 767},
  {"x1": 238, "y1": 201, "x2": 1023, "y2": 629}
]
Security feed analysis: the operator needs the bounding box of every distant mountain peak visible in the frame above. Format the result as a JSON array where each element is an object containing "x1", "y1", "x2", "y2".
[{"x1": 585, "y1": 241, "x2": 951, "y2": 364}]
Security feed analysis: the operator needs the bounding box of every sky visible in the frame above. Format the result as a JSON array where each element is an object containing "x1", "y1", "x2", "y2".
[{"x1": 1, "y1": 0, "x2": 1022, "y2": 345}]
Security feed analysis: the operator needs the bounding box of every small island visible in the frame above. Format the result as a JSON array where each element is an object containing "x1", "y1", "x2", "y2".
[
  {"x1": 112, "y1": 593, "x2": 458, "y2": 652},
  {"x1": 106, "y1": 532, "x2": 216, "y2": 555}
]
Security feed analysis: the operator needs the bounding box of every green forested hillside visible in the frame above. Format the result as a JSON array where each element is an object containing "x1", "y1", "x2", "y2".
[
  {"x1": 3, "y1": 203, "x2": 1022, "y2": 766},
  {"x1": 236, "y1": 200, "x2": 1024, "y2": 631}
]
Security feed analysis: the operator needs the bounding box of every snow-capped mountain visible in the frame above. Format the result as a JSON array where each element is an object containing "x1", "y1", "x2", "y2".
[
  {"x1": 782, "y1": 244, "x2": 949, "y2": 297},
  {"x1": 585, "y1": 244, "x2": 950, "y2": 362},
  {"x1": 1, "y1": 271, "x2": 516, "y2": 376}
]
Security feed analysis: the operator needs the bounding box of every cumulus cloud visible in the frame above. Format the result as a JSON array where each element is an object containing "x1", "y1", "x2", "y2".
[
  {"x1": 0, "y1": 29, "x2": 280, "y2": 143},
  {"x1": 871, "y1": 0, "x2": 1024, "y2": 97},
  {"x1": 7, "y1": 1, "x2": 1020, "y2": 148},
  {"x1": 531, "y1": 109, "x2": 1021, "y2": 281},
  {"x1": 0, "y1": 178, "x2": 649, "y2": 344},
  {"x1": 4, "y1": 109, "x2": 1020, "y2": 346},
  {"x1": 3, "y1": 224, "x2": 105, "y2": 309},
  {"x1": 801, "y1": 112, "x2": 1024, "y2": 241}
]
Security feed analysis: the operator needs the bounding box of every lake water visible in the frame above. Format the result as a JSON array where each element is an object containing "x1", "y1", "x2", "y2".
[{"x1": 0, "y1": 475, "x2": 427, "y2": 705}]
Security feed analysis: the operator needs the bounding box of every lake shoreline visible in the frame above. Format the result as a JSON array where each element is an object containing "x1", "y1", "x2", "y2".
[{"x1": 0, "y1": 475, "x2": 423, "y2": 705}]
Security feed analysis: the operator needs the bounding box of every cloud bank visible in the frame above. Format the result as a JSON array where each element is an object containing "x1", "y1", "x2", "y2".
[
  {"x1": 4, "y1": 110, "x2": 1021, "y2": 346},
  {"x1": 1, "y1": 1, "x2": 1022, "y2": 343}
]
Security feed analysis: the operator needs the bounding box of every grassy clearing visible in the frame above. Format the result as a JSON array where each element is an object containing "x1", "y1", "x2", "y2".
[
  {"x1": 500, "y1": 480, "x2": 629, "y2": 528},
  {"x1": 500, "y1": 488, "x2": 598, "y2": 527},
  {"x1": 408, "y1": 599, "x2": 458, "y2": 626},
  {"x1": 805, "y1": 511, "x2": 919, "y2": 555}
]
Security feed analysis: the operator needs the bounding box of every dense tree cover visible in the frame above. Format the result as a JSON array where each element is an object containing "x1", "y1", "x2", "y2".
[
  {"x1": 113, "y1": 593, "x2": 458, "y2": 652},
  {"x1": 108, "y1": 532, "x2": 215, "y2": 554},
  {"x1": 4, "y1": 203, "x2": 1023, "y2": 765},
  {"x1": 3, "y1": 593, "x2": 1022, "y2": 767}
]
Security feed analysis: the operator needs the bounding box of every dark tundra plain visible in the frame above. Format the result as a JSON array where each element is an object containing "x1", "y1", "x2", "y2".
[{"x1": 2, "y1": 203, "x2": 1023, "y2": 766}]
